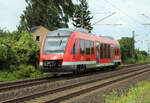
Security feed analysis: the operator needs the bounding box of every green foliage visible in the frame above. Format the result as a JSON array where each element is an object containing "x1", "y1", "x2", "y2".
[
  {"x1": 125, "y1": 58, "x2": 135, "y2": 64},
  {"x1": 118, "y1": 37, "x2": 149, "y2": 63},
  {"x1": 72, "y1": 0, "x2": 93, "y2": 32},
  {"x1": 0, "y1": 71, "x2": 17, "y2": 82},
  {"x1": 0, "y1": 65, "x2": 44, "y2": 82},
  {"x1": 0, "y1": 35, "x2": 18, "y2": 68},
  {"x1": 0, "y1": 28, "x2": 43, "y2": 81},
  {"x1": 119, "y1": 37, "x2": 134, "y2": 61},
  {"x1": 124, "y1": 50, "x2": 150, "y2": 64},
  {"x1": 14, "y1": 31, "x2": 40, "y2": 66},
  {"x1": 18, "y1": 0, "x2": 75, "y2": 31},
  {"x1": 13, "y1": 65, "x2": 42, "y2": 79},
  {"x1": 0, "y1": 30, "x2": 40, "y2": 69},
  {"x1": 135, "y1": 49, "x2": 148, "y2": 60},
  {"x1": 104, "y1": 81, "x2": 150, "y2": 103}
]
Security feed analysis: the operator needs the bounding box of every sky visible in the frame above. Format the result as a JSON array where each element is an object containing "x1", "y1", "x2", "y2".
[{"x1": 0, "y1": 0, "x2": 150, "y2": 52}]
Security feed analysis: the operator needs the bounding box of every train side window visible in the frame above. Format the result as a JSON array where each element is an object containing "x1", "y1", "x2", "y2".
[
  {"x1": 71, "y1": 40, "x2": 77, "y2": 54},
  {"x1": 86, "y1": 40, "x2": 90, "y2": 55},
  {"x1": 115, "y1": 48, "x2": 117, "y2": 56},
  {"x1": 80, "y1": 39, "x2": 85, "y2": 55},
  {"x1": 117, "y1": 48, "x2": 119, "y2": 56},
  {"x1": 115, "y1": 48, "x2": 119, "y2": 56},
  {"x1": 108, "y1": 44, "x2": 110, "y2": 58},
  {"x1": 104, "y1": 44, "x2": 107, "y2": 59},
  {"x1": 100, "y1": 43, "x2": 103, "y2": 59},
  {"x1": 91, "y1": 41, "x2": 94, "y2": 55},
  {"x1": 116, "y1": 48, "x2": 118, "y2": 56}
]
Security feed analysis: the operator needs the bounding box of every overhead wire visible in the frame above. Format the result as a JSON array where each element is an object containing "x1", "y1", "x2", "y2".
[
  {"x1": 92, "y1": 12, "x2": 116, "y2": 26},
  {"x1": 94, "y1": 0, "x2": 149, "y2": 50},
  {"x1": 102, "y1": 0, "x2": 142, "y2": 30}
]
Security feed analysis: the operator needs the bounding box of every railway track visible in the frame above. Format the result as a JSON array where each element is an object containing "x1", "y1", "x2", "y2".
[
  {"x1": 1, "y1": 63, "x2": 150, "y2": 103},
  {"x1": 0, "y1": 63, "x2": 146, "y2": 93}
]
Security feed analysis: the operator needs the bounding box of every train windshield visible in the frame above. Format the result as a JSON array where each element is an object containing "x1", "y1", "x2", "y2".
[{"x1": 43, "y1": 36, "x2": 69, "y2": 54}]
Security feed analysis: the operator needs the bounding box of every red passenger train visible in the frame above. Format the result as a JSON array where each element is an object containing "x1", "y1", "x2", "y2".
[{"x1": 40, "y1": 28, "x2": 121, "y2": 74}]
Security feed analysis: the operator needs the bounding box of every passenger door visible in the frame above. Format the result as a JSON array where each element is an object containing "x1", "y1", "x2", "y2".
[
  {"x1": 111, "y1": 45, "x2": 114, "y2": 62},
  {"x1": 96, "y1": 42, "x2": 100, "y2": 63}
]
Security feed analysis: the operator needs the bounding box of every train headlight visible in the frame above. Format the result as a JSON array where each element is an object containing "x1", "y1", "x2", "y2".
[{"x1": 40, "y1": 62, "x2": 43, "y2": 66}]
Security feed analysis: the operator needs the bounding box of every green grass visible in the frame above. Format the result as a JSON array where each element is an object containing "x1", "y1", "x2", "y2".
[
  {"x1": 0, "y1": 70, "x2": 45, "y2": 82},
  {"x1": 119, "y1": 64, "x2": 125, "y2": 67},
  {"x1": 0, "y1": 71, "x2": 17, "y2": 82},
  {"x1": 104, "y1": 81, "x2": 150, "y2": 103}
]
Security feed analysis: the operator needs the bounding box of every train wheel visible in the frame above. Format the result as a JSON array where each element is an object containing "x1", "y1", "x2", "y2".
[
  {"x1": 77, "y1": 65, "x2": 86, "y2": 74},
  {"x1": 111, "y1": 65, "x2": 118, "y2": 70},
  {"x1": 53, "y1": 74, "x2": 58, "y2": 77}
]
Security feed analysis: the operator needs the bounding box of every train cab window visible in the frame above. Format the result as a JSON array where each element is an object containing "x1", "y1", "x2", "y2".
[
  {"x1": 86, "y1": 40, "x2": 90, "y2": 55},
  {"x1": 100, "y1": 43, "x2": 103, "y2": 59},
  {"x1": 108, "y1": 44, "x2": 110, "y2": 58},
  {"x1": 104, "y1": 44, "x2": 107, "y2": 59},
  {"x1": 91, "y1": 41, "x2": 94, "y2": 55},
  {"x1": 71, "y1": 40, "x2": 78, "y2": 54},
  {"x1": 80, "y1": 39, "x2": 85, "y2": 55}
]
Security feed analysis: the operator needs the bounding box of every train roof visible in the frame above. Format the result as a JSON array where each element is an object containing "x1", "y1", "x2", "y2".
[
  {"x1": 47, "y1": 28, "x2": 88, "y2": 37},
  {"x1": 47, "y1": 29, "x2": 72, "y2": 37},
  {"x1": 47, "y1": 28, "x2": 119, "y2": 47}
]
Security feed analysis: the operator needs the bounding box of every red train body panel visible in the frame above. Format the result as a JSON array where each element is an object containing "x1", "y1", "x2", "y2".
[{"x1": 40, "y1": 28, "x2": 121, "y2": 74}]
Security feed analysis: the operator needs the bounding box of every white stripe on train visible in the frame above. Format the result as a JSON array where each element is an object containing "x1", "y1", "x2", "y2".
[{"x1": 62, "y1": 61, "x2": 96, "y2": 65}]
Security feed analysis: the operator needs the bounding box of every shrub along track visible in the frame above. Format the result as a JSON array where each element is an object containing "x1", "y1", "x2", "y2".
[{"x1": 0, "y1": 63, "x2": 149, "y2": 103}]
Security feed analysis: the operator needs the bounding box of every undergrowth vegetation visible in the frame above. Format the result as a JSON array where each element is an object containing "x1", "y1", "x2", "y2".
[
  {"x1": 104, "y1": 81, "x2": 150, "y2": 103},
  {"x1": 0, "y1": 65, "x2": 44, "y2": 82}
]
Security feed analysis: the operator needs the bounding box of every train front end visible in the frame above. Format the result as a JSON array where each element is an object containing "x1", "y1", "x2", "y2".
[{"x1": 40, "y1": 29, "x2": 73, "y2": 74}]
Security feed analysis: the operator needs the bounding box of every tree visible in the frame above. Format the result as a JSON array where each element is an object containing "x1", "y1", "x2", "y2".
[
  {"x1": 72, "y1": 0, "x2": 93, "y2": 32},
  {"x1": 18, "y1": 0, "x2": 75, "y2": 31},
  {"x1": 118, "y1": 37, "x2": 134, "y2": 61}
]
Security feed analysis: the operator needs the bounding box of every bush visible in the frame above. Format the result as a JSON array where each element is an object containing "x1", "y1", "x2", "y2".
[
  {"x1": 0, "y1": 29, "x2": 44, "y2": 81},
  {"x1": 14, "y1": 31, "x2": 40, "y2": 66},
  {"x1": 12, "y1": 65, "x2": 43, "y2": 79},
  {"x1": 0, "y1": 36, "x2": 18, "y2": 69},
  {"x1": 0, "y1": 65, "x2": 44, "y2": 81},
  {"x1": 125, "y1": 58, "x2": 135, "y2": 64},
  {"x1": 0, "y1": 31, "x2": 40, "y2": 70}
]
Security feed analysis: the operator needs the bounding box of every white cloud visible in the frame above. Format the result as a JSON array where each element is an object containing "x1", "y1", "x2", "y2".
[{"x1": 0, "y1": 0, "x2": 26, "y2": 31}]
